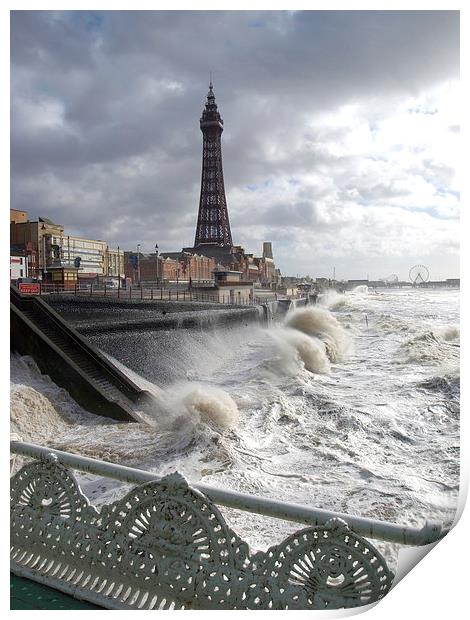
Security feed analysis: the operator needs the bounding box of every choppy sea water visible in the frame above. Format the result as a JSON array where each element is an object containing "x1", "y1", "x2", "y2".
[{"x1": 10, "y1": 287, "x2": 460, "y2": 568}]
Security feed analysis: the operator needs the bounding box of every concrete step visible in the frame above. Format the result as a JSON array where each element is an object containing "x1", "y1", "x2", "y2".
[{"x1": 11, "y1": 292, "x2": 140, "y2": 422}]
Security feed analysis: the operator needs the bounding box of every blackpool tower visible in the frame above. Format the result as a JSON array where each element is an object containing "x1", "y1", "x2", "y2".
[{"x1": 193, "y1": 83, "x2": 233, "y2": 255}]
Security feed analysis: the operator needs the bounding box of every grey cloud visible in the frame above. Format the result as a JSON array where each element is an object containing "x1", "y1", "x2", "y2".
[
  {"x1": 10, "y1": 10, "x2": 459, "y2": 277},
  {"x1": 10, "y1": 11, "x2": 98, "y2": 70},
  {"x1": 352, "y1": 181, "x2": 412, "y2": 202}
]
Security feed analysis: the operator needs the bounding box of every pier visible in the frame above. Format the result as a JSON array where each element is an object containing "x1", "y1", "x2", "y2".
[{"x1": 10, "y1": 441, "x2": 447, "y2": 610}]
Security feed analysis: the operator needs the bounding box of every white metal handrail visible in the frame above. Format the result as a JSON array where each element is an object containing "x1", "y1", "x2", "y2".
[{"x1": 10, "y1": 441, "x2": 447, "y2": 546}]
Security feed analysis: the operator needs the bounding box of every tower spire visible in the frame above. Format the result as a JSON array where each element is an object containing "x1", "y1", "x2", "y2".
[{"x1": 194, "y1": 84, "x2": 233, "y2": 249}]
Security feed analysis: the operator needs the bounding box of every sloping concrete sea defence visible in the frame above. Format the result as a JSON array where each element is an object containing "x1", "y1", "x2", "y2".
[
  {"x1": 48, "y1": 296, "x2": 263, "y2": 335},
  {"x1": 45, "y1": 296, "x2": 307, "y2": 388}
]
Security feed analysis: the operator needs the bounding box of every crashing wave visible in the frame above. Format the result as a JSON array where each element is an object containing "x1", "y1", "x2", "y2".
[
  {"x1": 285, "y1": 306, "x2": 351, "y2": 362},
  {"x1": 318, "y1": 290, "x2": 348, "y2": 310},
  {"x1": 269, "y1": 327, "x2": 331, "y2": 375},
  {"x1": 399, "y1": 331, "x2": 460, "y2": 364},
  {"x1": 181, "y1": 384, "x2": 239, "y2": 429}
]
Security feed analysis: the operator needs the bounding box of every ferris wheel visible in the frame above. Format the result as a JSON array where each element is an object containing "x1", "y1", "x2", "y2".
[{"x1": 409, "y1": 264, "x2": 430, "y2": 286}]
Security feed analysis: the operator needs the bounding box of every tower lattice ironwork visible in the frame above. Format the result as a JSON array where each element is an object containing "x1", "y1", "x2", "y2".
[{"x1": 194, "y1": 83, "x2": 233, "y2": 249}]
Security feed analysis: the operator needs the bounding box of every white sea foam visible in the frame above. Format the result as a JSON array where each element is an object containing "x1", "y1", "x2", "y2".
[
  {"x1": 265, "y1": 304, "x2": 352, "y2": 375},
  {"x1": 10, "y1": 384, "x2": 70, "y2": 444},
  {"x1": 399, "y1": 330, "x2": 460, "y2": 364},
  {"x1": 437, "y1": 326, "x2": 460, "y2": 341},
  {"x1": 318, "y1": 290, "x2": 348, "y2": 310},
  {"x1": 9, "y1": 354, "x2": 97, "y2": 444},
  {"x1": 285, "y1": 306, "x2": 351, "y2": 362},
  {"x1": 377, "y1": 313, "x2": 413, "y2": 333},
  {"x1": 269, "y1": 327, "x2": 331, "y2": 375},
  {"x1": 10, "y1": 288, "x2": 460, "y2": 563},
  {"x1": 351, "y1": 285, "x2": 369, "y2": 294},
  {"x1": 130, "y1": 383, "x2": 239, "y2": 432},
  {"x1": 180, "y1": 384, "x2": 239, "y2": 429},
  {"x1": 100, "y1": 348, "x2": 239, "y2": 430}
]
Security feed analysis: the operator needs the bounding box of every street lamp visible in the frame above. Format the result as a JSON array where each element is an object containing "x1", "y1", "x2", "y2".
[
  {"x1": 155, "y1": 243, "x2": 159, "y2": 288},
  {"x1": 176, "y1": 268, "x2": 180, "y2": 299},
  {"x1": 136, "y1": 244, "x2": 141, "y2": 286}
]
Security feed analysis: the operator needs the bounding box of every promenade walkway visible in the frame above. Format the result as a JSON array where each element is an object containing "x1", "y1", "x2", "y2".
[{"x1": 11, "y1": 574, "x2": 102, "y2": 610}]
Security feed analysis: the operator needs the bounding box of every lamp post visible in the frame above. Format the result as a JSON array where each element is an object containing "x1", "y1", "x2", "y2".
[
  {"x1": 155, "y1": 243, "x2": 159, "y2": 288},
  {"x1": 176, "y1": 268, "x2": 180, "y2": 300},
  {"x1": 42, "y1": 234, "x2": 47, "y2": 278},
  {"x1": 137, "y1": 244, "x2": 141, "y2": 286}
]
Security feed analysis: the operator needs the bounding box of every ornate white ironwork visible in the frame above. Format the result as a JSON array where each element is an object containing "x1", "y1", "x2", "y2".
[{"x1": 11, "y1": 454, "x2": 393, "y2": 610}]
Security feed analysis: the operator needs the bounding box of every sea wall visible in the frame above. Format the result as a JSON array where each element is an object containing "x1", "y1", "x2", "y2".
[
  {"x1": 47, "y1": 296, "x2": 224, "y2": 320},
  {"x1": 45, "y1": 295, "x2": 313, "y2": 335},
  {"x1": 46, "y1": 296, "x2": 262, "y2": 335},
  {"x1": 261, "y1": 296, "x2": 311, "y2": 322},
  {"x1": 10, "y1": 304, "x2": 138, "y2": 421}
]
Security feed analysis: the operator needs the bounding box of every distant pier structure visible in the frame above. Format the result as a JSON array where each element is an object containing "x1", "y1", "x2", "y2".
[{"x1": 344, "y1": 278, "x2": 459, "y2": 290}]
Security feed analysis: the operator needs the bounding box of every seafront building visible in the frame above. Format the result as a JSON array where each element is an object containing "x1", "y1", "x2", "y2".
[
  {"x1": 10, "y1": 245, "x2": 29, "y2": 280},
  {"x1": 10, "y1": 210, "x2": 124, "y2": 284},
  {"x1": 158, "y1": 251, "x2": 215, "y2": 284},
  {"x1": 123, "y1": 250, "x2": 215, "y2": 285},
  {"x1": 10, "y1": 209, "x2": 28, "y2": 224},
  {"x1": 10, "y1": 85, "x2": 280, "y2": 290}
]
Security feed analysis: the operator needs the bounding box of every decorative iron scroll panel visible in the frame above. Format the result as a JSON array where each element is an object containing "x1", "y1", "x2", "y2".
[{"x1": 10, "y1": 455, "x2": 393, "y2": 610}]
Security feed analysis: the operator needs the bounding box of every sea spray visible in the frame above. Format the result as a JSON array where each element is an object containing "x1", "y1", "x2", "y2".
[
  {"x1": 377, "y1": 313, "x2": 412, "y2": 333},
  {"x1": 319, "y1": 290, "x2": 348, "y2": 310},
  {"x1": 9, "y1": 354, "x2": 102, "y2": 442},
  {"x1": 148, "y1": 383, "x2": 240, "y2": 430},
  {"x1": 269, "y1": 327, "x2": 331, "y2": 375},
  {"x1": 417, "y1": 372, "x2": 460, "y2": 399},
  {"x1": 285, "y1": 306, "x2": 351, "y2": 362},
  {"x1": 437, "y1": 326, "x2": 460, "y2": 342},
  {"x1": 91, "y1": 348, "x2": 240, "y2": 431},
  {"x1": 352, "y1": 285, "x2": 369, "y2": 294},
  {"x1": 399, "y1": 330, "x2": 460, "y2": 365},
  {"x1": 9, "y1": 287, "x2": 460, "y2": 562},
  {"x1": 181, "y1": 384, "x2": 239, "y2": 429},
  {"x1": 10, "y1": 384, "x2": 71, "y2": 443}
]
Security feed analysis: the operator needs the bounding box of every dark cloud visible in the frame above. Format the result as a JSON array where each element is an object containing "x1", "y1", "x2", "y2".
[{"x1": 10, "y1": 10, "x2": 459, "y2": 278}]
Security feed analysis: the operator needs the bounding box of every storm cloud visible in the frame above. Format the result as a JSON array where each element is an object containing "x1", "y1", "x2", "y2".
[{"x1": 10, "y1": 10, "x2": 459, "y2": 279}]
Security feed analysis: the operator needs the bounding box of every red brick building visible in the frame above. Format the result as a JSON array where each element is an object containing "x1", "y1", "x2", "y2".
[
  {"x1": 160, "y1": 251, "x2": 215, "y2": 283},
  {"x1": 161, "y1": 257, "x2": 178, "y2": 281}
]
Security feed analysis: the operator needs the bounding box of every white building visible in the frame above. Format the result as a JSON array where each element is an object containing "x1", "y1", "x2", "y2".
[
  {"x1": 46, "y1": 234, "x2": 124, "y2": 278},
  {"x1": 52, "y1": 235, "x2": 107, "y2": 275},
  {"x1": 10, "y1": 252, "x2": 28, "y2": 280}
]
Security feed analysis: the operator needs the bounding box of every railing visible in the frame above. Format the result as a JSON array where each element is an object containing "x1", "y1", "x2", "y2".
[
  {"x1": 24, "y1": 283, "x2": 288, "y2": 306},
  {"x1": 10, "y1": 440, "x2": 448, "y2": 610}
]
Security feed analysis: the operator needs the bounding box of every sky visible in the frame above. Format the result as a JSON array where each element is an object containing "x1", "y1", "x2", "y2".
[{"x1": 10, "y1": 10, "x2": 460, "y2": 280}]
